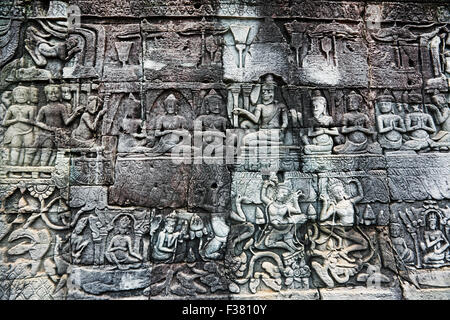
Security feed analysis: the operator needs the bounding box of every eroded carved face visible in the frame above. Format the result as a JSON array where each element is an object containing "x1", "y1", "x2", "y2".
[
  {"x1": 348, "y1": 96, "x2": 360, "y2": 111},
  {"x1": 262, "y1": 85, "x2": 275, "y2": 105},
  {"x1": 12, "y1": 87, "x2": 29, "y2": 104},
  {"x1": 61, "y1": 87, "x2": 72, "y2": 101},
  {"x1": 119, "y1": 216, "x2": 131, "y2": 229},
  {"x1": 390, "y1": 224, "x2": 401, "y2": 237},
  {"x1": 276, "y1": 186, "x2": 290, "y2": 202},
  {"x1": 45, "y1": 86, "x2": 61, "y2": 102},
  {"x1": 1, "y1": 91, "x2": 12, "y2": 107},
  {"x1": 165, "y1": 100, "x2": 177, "y2": 115},
  {"x1": 429, "y1": 218, "x2": 437, "y2": 230},
  {"x1": 29, "y1": 88, "x2": 39, "y2": 104},
  {"x1": 378, "y1": 101, "x2": 393, "y2": 114},
  {"x1": 165, "y1": 219, "x2": 176, "y2": 233},
  {"x1": 312, "y1": 99, "x2": 326, "y2": 118},
  {"x1": 330, "y1": 184, "x2": 345, "y2": 201},
  {"x1": 87, "y1": 96, "x2": 98, "y2": 113},
  {"x1": 207, "y1": 97, "x2": 222, "y2": 114},
  {"x1": 432, "y1": 95, "x2": 447, "y2": 108}
]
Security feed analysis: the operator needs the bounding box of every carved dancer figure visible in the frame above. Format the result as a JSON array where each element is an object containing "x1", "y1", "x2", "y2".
[
  {"x1": 308, "y1": 178, "x2": 373, "y2": 288},
  {"x1": 375, "y1": 90, "x2": 406, "y2": 151},
  {"x1": 255, "y1": 179, "x2": 306, "y2": 253},
  {"x1": 2, "y1": 86, "x2": 36, "y2": 168},
  {"x1": 105, "y1": 216, "x2": 142, "y2": 270},
  {"x1": 303, "y1": 90, "x2": 339, "y2": 154},
  {"x1": 226, "y1": 175, "x2": 310, "y2": 294},
  {"x1": 233, "y1": 75, "x2": 288, "y2": 147},
  {"x1": 334, "y1": 91, "x2": 381, "y2": 154},
  {"x1": 319, "y1": 178, "x2": 363, "y2": 227}
]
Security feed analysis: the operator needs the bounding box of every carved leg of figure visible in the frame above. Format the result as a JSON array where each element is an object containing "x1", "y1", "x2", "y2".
[
  {"x1": 24, "y1": 40, "x2": 47, "y2": 66},
  {"x1": 8, "y1": 148, "x2": 21, "y2": 166},
  {"x1": 7, "y1": 134, "x2": 25, "y2": 167},
  {"x1": 311, "y1": 261, "x2": 334, "y2": 288},
  {"x1": 333, "y1": 227, "x2": 370, "y2": 263},
  {"x1": 282, "y1": 226, "x2": 302, "y2": 252},
  {"x1": 303, "y1": 144, "x2": 332, "y2": 155},
  {"x1": 105, "y1": 252, "x2": 126, "y2": 270},
  {"x1": 240, "y1": 120, "x2": 257, "y2": 129},
  {"x1": 423, "y1": 252, "x2": 445, "y2": 265},
  {"x1": 93, "y1": 240, "x2": 104, "y2": 265},
  {"x1": 401, "y1": 139, "x2": 428, "y2": 151},
  {"x1": 127, "y1": 255, "x2": 142, "y2": 266},
  {"x1": 48, "y1": 150, "x2": 57, "y2": 166},
  {"x1": 264, "y1": 228, "x2": 297, "y2": 253},
  {"x1": 203, "y1": 238, "x2": 224, "y2": 259},
  {"x1": 37, "y1": 135, "x2": 55, "y2": 169},
  {"x1": 23, "y1": 132, "x2": 35, "y2": 166},
  {"x1": 23, "y1": 146, "x2": 36, "y2": 177},
  {"x1": 400, "y1": 247, "x2": 415, "y2": 264},
  {"x1": 40, "y1": 148, "x2": 52, "y2": 166}
]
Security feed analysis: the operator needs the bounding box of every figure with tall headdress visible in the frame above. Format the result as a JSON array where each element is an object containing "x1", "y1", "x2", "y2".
[
  {"x1": 34, "y1": 84, "x2": 83, "y2": 166},
  {"x1": 2, "y1": 85, "x2": 37, "y2": 169},
  {"x1": 307, "y1": 178, "x2": 374, "y2": 288},
  {"x1": 390, "y1": 217, "x2": 415, "y2": 265},
  {"x1": 334, "y1": 91, "x2": 381, "y2": 154},
  {"x1": 232, "y1": 74, "x2": 289, "y2": 147},
  {"x1": 71, "y1": 95, "x2": 106, "y2": 148},
  {"x1": 375, "y1": 90, "x2": 406, "y2": 151},
  {"x1": 303, "y1": 90, "x2": 339, "y2": 154},
  {"x1": 255, "y1": 177, "x2": 307, "y2": 253},
  {"x1": 401, "y1": 93, "x2": 436, "y2": 152},
  {"x1": 421, "y1": 211, "x2": 449, "y2": 266},
  {"x1": 152, "y1": 211, "x2": 187, "y2": 262},
  {"x1": 136, "y1": 94, "x2": 191, "y2": 155},
  {"x1": 194, "y1": 89, "x2": 228, "y2": 156},
  {"x1": 427, "y1": 91, "x2": 450, "y2": 150}
]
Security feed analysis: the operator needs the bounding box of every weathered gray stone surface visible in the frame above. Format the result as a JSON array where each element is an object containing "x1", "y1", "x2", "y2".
[{"x1": 0, "y1": 0, "x2": 449, "y2": 300}]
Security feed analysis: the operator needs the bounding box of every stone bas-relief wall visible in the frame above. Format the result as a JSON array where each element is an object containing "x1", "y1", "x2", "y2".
[{"x1": 0, "y1": 0, "x2": 449, "y2": 300}]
